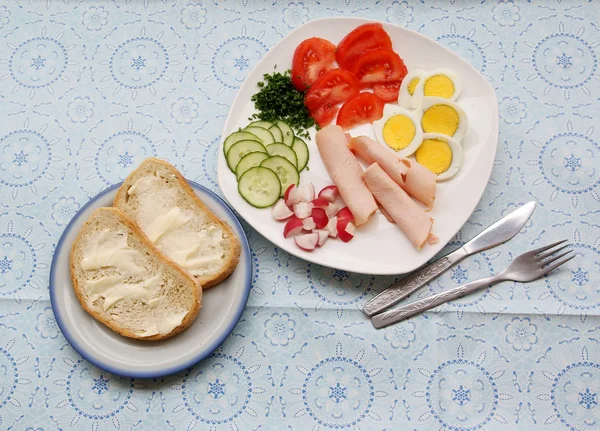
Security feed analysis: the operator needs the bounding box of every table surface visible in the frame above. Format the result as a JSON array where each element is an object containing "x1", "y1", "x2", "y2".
[{"x1": 1, "y1": 1, "x2": 599, "y2": 430}]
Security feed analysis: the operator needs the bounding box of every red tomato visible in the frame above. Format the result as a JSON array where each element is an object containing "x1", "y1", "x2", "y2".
[
  {"x1": 350, "y1": 48, "x2": 408, "y2": 86},
  {"x1": 310, "y1": 103, "x2": 339, "y2": 127},
  {"x1": 336, "y1": 23, "x2": 393, "y2": 71},
  {"x1": 336, "y1": 92, "x2": 385, "y2": 130},
  {"x1": 373, "y1": 81, "x2": 401, "y2": 102},
  {"x1": 291, "y1": 37, "x2": 336, "y2": 91},
  {"x1": 304, "y1": 69, "x2": 360, "y2": 112}
]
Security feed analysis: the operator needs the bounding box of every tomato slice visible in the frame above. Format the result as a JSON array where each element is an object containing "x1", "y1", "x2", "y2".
[
  {"x1": 350, "y1": 48, "x2": 408, "y2": 86},
  {"x1": 336, "y1": 23, "x2": 393, "y2": 71},
  {"x1": 336, "y1": 92, "x2": 385, "y2": 130},
  {"x1": 304, "y1": 69, "x2": 360, "y2": 112},
  {"x1": 310, "y1": 103, "x2": 339, "y2": 127},
  {"x1": 373, "y1": 81, "x2": 401, "y2": 102},
  {"x1": 291, "y1": 37, "x2": 336, "y2": 91}
]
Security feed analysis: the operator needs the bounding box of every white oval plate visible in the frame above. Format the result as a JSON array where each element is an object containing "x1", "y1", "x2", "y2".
[
  {"x1": 218, "y1": 17, "x2": 498, "y2": 275},
  {"x1": 50, "y1": 182, "x2": 251, "y2": 378}
]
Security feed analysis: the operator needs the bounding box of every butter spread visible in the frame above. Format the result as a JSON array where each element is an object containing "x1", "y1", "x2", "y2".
[
  {"x1": 128, "y1": 175, "x2": 226, "y2": 276},
  {"x1": 127, "y1": 175, "x2": 154, "y2": 196},
  {"x1": 81, "y1": 229, "x2": 144, "y2": 275},
  {"x1": 80, "y1": 229, "x2": 188, "y2": 336},
  {"x1": 84, "y1": 275, "x2": 162, "y2": 310},
  {"x1": 140, "y1": 310, "x2": 189, "y2": 337}
]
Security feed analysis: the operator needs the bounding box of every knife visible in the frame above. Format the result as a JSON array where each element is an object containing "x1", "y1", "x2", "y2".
[{"x1": 362, "y1": 201, "x2": 537, "y2": 316}]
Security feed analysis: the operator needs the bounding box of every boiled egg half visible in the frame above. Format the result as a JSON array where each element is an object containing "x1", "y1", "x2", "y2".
[
  {"x1": 420, "y1": 97, "x2": 468, "y2": 142},
  {"x1": 411, "y1": 68, "x2": 462, "y2": 108},
  {"x1": 373, "y1": 104, "x2": 423, "y2": 157},
  {"x1": 415, "y1": 133, "x2": 463, "y2": 181},
  {"x1": 398, "y1": 69, "x2": 426, "y2": 109}
]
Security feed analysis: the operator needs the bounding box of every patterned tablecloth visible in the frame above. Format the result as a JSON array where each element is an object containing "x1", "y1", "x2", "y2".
[{"x1": 0, "y1": 1, "x2": 599, "y2": 430}]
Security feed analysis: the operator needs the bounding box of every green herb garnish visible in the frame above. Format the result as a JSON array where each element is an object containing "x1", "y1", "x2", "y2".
[{"x1": 251, "y1": 70, "x2": 315, "y2": 139}]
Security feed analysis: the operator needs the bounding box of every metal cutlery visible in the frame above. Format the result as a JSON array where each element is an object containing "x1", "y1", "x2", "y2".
[
  {"x1": 363, "y1": 201, "x2": 537, "y2": 316},
  {"x1": 372, "y1": 240, "x2": 574, "y2": 329}
]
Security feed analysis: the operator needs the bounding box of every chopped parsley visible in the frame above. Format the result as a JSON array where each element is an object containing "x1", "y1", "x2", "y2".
[{"x1": 250, "y1": 70, "x2": 315, "y2": 140}]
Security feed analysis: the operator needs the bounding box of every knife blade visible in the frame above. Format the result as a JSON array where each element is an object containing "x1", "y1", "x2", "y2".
[{"x1": 363, "y1": 201, "x2": 537, "y2": 317}]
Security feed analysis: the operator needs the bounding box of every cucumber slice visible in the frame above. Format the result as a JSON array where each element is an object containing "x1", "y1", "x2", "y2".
[
  {"x1": 268, "y1": 124, "x2": 283, "y2": 142},
  {"x1": 238, "y1": 167, "x2": 281, "y2": 208},
  {"x1": 244, "y1": 126, "x2": 275, "y2": 146},
  {"x1": 247, "y1": 120, "x2": 273, "y2": 129},
  {"x1": 260, "y1": 156, "x2": 300, "y2": 196},
  {"x1": 226, "y1": 140, "x2": 266, "y2": 172},
  {"x1": 276, "y1": 121, "x2": 294, "y2": 147},
  {"x1": 236, "y1": 152, "x2": 269, "y2": 180},
  {"x1": 292, "y1": 137, "x2": 310, "y2": 172},
  {"x1": 266, "y1": 143, "x2": 298, "y2": 169},
  {"x1": 224, "y1": 131, "x2": 260, "y2": 155}
]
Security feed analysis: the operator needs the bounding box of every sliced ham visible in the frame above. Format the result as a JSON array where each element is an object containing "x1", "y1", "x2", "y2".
[
  {"x1": 349, "y1": 135, "x2": 436, "y2": 210},
  {"x1": 363, "y1": 163, "x2": 434, "y2": 249},
  {"x1": 378, "y1": 203, "x2": 395, "y2": 224},
  {"x1": 316, "y1": 125, "x2": 378, "y2": 226}
]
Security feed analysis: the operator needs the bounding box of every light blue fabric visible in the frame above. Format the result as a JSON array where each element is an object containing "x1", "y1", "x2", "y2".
[{"x1": 0, "y1": 1, "x2": 599, "y2": 429}]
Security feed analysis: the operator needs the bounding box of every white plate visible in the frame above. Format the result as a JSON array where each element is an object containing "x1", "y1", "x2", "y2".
[
  {"x1": 50, "y1": 182, "x2": 251, "y2": 378},
  {"x1": 218, "y1": 17, "x2": 498, "y2": 275}
]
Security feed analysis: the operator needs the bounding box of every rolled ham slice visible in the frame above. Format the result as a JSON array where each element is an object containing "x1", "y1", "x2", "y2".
[
  {"x1": 363, "y1": 163, "x2": 434, "y2": 249},
  {"x1": 316, "y1": 125, "x2": 378, "y2": 226},
  {"x1": 349, "y1": 136, "x2": 436, "y2": 210}
]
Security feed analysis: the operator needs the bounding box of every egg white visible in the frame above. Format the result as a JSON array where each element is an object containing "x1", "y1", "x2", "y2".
[
  {"x1": 373, "y1": 104, "x2": 423, "y2": 158},
  {"x1": 417, "y1": 133, "x2": 463, "y2": 181},
  {"x1": 411, "y1": 68, "x2": 463, "y2": 109},
  {"x1": 397, "y1": 69, "x2": 426, "y2": 109},
  {"x1": 420, "y1": 97, "x2": 468, "y2": 143}
]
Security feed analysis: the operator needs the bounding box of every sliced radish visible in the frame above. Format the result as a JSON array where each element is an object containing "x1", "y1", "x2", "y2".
[
  {"x1": 302, "y1": 217, "x2": 316, "y2": 231},
  {"x1": 294, "y1": 233, "x2": 319, "y2": 251},
  {"x1": 337, "y1": 220, "x2": 355, "y2": 243},
  {"x1": 314, "y1": 229, "x2": 329, "y2": 246},
  {"x1": 311, "y1": 198, "x2": 330, "y2": 208},
  {"x1": 283, "y1": 216, "x2": 304, "y2": 238},
  {"x1": 326, "y1": 216, "x2": 338, "y2": 238},
  {"x1": 298, "y1": 183, "x2": 315, "y2": 202},
  {"x1": 318, "y1": 185, "x2": 339, "y2": 203},
  {"x1": 311, "y1": 208, "x2": 328, "y2": 229},
  {"x1": 285, "y1": 184, "x2": 302, "y2": 207},
  {"x1": 325, "y1": 203, "x2": 340, "y2": 218},
  {"x1": 271, "y1": 199, "x2": 293, "y2": 221},
  {"x1": 293, "y1": 202, "x2": 313, "y2": 219},
  {"x1": 336, "y1": 207, "x2": 354, "y2": 223}
]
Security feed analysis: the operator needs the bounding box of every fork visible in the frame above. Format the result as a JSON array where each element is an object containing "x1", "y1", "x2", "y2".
[{"x1": 372, "y1": 240, "x2": 574, "y2": 329}]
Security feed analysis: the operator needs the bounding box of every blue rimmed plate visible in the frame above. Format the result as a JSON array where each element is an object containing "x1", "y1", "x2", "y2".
[{"x1": 49, "y1": 181, "x2": 251, "y2": 378}]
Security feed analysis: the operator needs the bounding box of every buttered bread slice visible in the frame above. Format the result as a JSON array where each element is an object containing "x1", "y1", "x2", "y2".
[
  {"x1": 70, "y1": 207, "x2": 201, "y2": 340},
  {"x1": 114, "y1": 158, "x2": 241, "y2": 289}
]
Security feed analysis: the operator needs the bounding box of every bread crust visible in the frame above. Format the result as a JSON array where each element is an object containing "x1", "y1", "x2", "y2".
[
  {"x1": 113, "y1": 158, "x2": 241, "y2": 289},
  {"x1": 70, "y1": 207, "x2": 202, "y2": 341}
]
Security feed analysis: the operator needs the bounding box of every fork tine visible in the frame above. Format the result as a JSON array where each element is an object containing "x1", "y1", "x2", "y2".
[
  {"x1": 541, "y1": 255, "x2": 575, "y2": 275},
  {"x1": 537, "y1": 244, "x2": 571, "y2": 262},
  {"x1": 529, "y1": 239, "x2": 568, "y2": 256},
  {"x1": 540, "y1": 250, "x2": 573, "y2": 267}
]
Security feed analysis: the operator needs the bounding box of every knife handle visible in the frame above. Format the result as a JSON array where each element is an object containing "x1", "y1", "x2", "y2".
[
  {"x1": 362, "y1": 247, "x2": 468, "y2": 316},
  {"x1": 372, "y1": 275, "x2": 499, "y2": 328}
]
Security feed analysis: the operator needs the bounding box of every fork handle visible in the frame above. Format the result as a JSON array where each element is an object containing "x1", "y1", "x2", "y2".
[
  {"x1": 372, "y1": 275, "x2": 500, "y2": 329},
  {"x1": 363, "y1": 247, "x2": 468, "y2": 316}
]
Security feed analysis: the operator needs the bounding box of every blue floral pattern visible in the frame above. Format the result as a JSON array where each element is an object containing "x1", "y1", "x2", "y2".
[
  {"x1": 264, "y1": 312, "x2": 296, "y2": 346},
  {"x1": 0, "y1": 2, "x2": 599, "y2": 430}
]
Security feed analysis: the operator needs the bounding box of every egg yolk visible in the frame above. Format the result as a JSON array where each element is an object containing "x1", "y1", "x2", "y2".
[
  {"x1": 383, "y1": 115, "x2": 416, "y2": 151},
  {"x1": 423, "y1": 74, "x2": 455, "y2": 99},
  {"x1": 421, "y1": 104, "x2": 459, "y2": 136},
  {"x1": 415, "y1": 139, "x2": 453, "y2": 174},
  {"x1": 407, "y1": 78, "x2": 420, "y2": 96}
]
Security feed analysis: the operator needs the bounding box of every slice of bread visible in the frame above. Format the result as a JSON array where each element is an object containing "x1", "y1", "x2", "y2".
[
  {"x1": 70, "y1": 207, "x2": 202, "y2": 341},
  {"x1": 113, "y1": 158, "x2": 241, "y2": 289}
]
